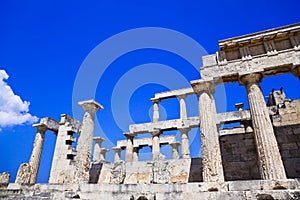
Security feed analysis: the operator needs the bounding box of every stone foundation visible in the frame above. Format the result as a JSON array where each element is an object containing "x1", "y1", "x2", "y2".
[{"x1": 2, "y1": 180, "x2": 300, "y2": 200}]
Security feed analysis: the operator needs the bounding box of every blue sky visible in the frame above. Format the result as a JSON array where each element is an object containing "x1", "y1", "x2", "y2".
[{"x1": 0, "y1": 1, "x2": 300, "y2": 183}]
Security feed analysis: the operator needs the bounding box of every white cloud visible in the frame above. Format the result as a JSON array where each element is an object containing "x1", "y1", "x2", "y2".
[{"x1": 0, "y1": 70, "x2": 38, "y2": 128}]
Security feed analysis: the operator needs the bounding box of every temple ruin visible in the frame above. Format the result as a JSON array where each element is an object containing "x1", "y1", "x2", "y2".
[{"x1": 1, "y1": 23, "x2": 300, "y2": 199}]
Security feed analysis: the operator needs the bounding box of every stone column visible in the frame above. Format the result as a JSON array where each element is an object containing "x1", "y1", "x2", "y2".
[
  {"x1": 170, "y1": 142, "x2": 180, "y2": 159},
  {"x1": 179, "y1": 128, "x2": 191, "y2": 159},
  {"x1": 125, "y1": 133, "x2": 134, "y2": 162},
  {"x1": 74, "y1": 100, "x2": 103, "y2": 184},
  {"x1": 133, "y1": 147, "x2": 139, "y2": 162},
  {"x1": 93, "y1": 137, "x2": 104, "y2": 161},
  {"x1": 191, "y1": 80, "x2": 224, "y2": 182},
  {"x1": 240, "y1": 73, "x2": 286, "y2": 180},
  {"x1": 291, "y1": 66, "x2": 300, "y2": 81},
  {"x1": 99, "y1": 148, "x2": 109, "y2": 160},
  {"x1": 112, "y1": 147, "x2": 122, "y2": 162},
  {"x1": 152, "y1": 130, "x2": 161, "y2": 160},
  {"x1": 28, "y1": 124, "x2": 48, "y2": 184},
  {"x1": 178, "y1": 95, "x2": 187, "y2": 120},
  {"x1": 152, "y1": 99, "x2": 160, "y2": 123}
]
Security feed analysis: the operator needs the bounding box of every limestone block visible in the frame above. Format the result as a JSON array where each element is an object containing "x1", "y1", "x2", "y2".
[
  {"x1": 0, "y1": 172, "x2": 10, "y2": 186},
  {"x1": 152, "y1": 154, "x2": 170, "y2": 184},
  {"x1": 169, "y1": 159, "x2": 190, "y2": 183},
  {"x1": 110, "y1": 161, "x2": 125, "y2": 184},
  {"x1": 15, "y1": 163, "x2": 32, "y2": 184},
  {"x1": 97, "y1": 162, "x2": 113, "y2": 184}
]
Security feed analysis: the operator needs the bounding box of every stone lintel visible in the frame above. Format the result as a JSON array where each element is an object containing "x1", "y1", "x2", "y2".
[
  {"x1": 151, "y1": 87, "x2": 194, "y2": 101},
  {"x1": 39, "y1": 117, "x2": 59, "y2": 133},
  {"x1": 78, "y1": 99, "x2": 103, "y2": 112}
]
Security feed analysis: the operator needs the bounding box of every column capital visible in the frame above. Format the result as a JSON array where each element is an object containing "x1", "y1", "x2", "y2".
[
  {"x1": 151, "y1": 98, "x2": 160, "y2": 104},
  {"x1": 93, "y1": 137, "x2": 105, "y2": 144},
  {"x1": 32, "y1": 124, "x2": 48, "y2": 133},
  {"x1": 178, "y1": 127, "x2": 191, "y2": 134},
  {"x1": 235, "y1": 102, "x2": 244, "y2": 111},
  {"x1": 191, "y1": 80, "x2": 215, "y2": 94},
  {"x1": 239, "y1": 73, "x2": 263, "y2": 86},
  {"x1": 170, "y1": 142, "x2": 180, "y2": 148},
  {"x1": 78, "y1": 99, "x2": 103, "y2": 113},
  {"x1": 112, "y1": 147, "x2": 122, "y2": 153},
  {"x1": 124, "y1": 132, "x2": 135, "y2": 140},
  {"x1": 152, "y1": 129, "x2": 161, "y2": 136},
  {"x1": 177, "y1": 94, "x2": 187, "y2": 99},
  {"x1": 100, "y1": 148, "x2": 109, "y2": 153},
  {"x1": 291, "y1": 66, "x2": 300, "y2": 80}
]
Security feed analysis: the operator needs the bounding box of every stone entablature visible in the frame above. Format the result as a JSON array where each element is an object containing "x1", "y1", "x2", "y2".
[{"x1": 200, "y1": 23, "x2": 300, "y2": 83}]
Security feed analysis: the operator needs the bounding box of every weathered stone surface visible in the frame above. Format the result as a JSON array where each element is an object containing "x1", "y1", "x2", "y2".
[
  {"x1": 49, "y1": 114, "x2": 80, "y2": 184},
  {"x1": 3, "y1": 180, "x2": 300, "y2": 199},
  {"x1": 74, "y1": 100, "x2": 103, "y2": 184},
  {"x1": 110, "y1": 161, "x2": 126, "y2": 184},
  {"x1": 240, "y1": 73, "x2": 286, "y2": 180},
  {"x1": 15, "y1": 163, "x2": 31, "y2": 184},
  {"x1": 191, "y1": 80, "x2": 224, "y2": 182},
  {"x1": 0, "y1": 172, "x2": 10, "y2": 186}
]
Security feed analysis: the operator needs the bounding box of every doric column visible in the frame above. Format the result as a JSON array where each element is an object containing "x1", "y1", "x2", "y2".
[
  {"x1": 133, "y1": 147, "x2": 139, "y2": 162},
  {"x1": 152, "y1": 99, "x2": 160, "y2": 123},
  {"x1": 112, "y1": 147, "x2": 122, "y2": 162},
  {"x1": 152, "y1": 130, "x2": 161, "y2": 160},
  {"x1": 179, "y1": 128, "x2": 191, "y2": 159},
  {"x1": 191, "y1": 80, "x2": 224, "y2": 182},
  {"x1": 291, "y1": 66, "x2": 300, "y2": 81},
  {"x1": 240, "y1": 73, "x2": 286, "y2": 180},
  {"x1": 125, "y1": 133, "x2": 134, "y2": 162},
  {"x1": 28, "y1": 124, "x2": 48, "y2": 184},
  {"x1": 93, "y1": 137, "x2": 104, "y2": 161},
  {"x1": 178, "y1": 95, "x2": 187, "y2": 120},
  {"x1": 74, "y1": 100, "x2": 103, "y2": 183},
  {"x1": 170, "y1": 142, "x2": 180, "y2": 159},
  {"x1": 99, "y1": 148, "x2": 109, "y2": 160}
]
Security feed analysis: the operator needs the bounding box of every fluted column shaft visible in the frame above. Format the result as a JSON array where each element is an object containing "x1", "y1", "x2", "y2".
[
  {"x1": 240, "y1": 73, "x2": 286, "y2": 180},
  {"x1": 179, "y1": 128, "x2": 190, "y2": 159},
  {"x1": 75, "y1": 100, "x2": 103, "y2": 183},
  {"x1": 125, "y1": 134, "x2": 134, "y2": 162},
  {"x1": 191, "y1": 80, "x2": 224, "y2": 182},
  {"x1": 152, "y1": 131, "x2": 160, "y2": 160},
  {"x1": 93, "y1": 137, "x2": 104, "y2": 161},
  {"x1": 178, "y1": 95, "x2": 187, "y2": 120},
  {"x1": 133, "y1": 147, "x2": 139, "y2": 162},
  {"x1": 152, "y1": 99, "x2": 160, "y2": 123},
  {"x1": 29, "y1": 124, "x2": 47, "y2": 184},
  {"x1": 170, "y1": 142, "x2": 180, "y2": 159}
]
